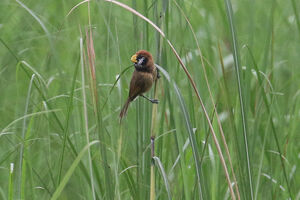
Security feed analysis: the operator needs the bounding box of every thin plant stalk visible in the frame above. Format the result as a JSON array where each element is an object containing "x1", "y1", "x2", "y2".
[
  {"x1": 150, "y1": 76, "x2": 159, "y2": 200},
  {"x1": 80, "y1": 35, "x2": 96, "y2": 200},
  {"x1": 150, "y1": 2, "x2": 163, "y2": 198},
  {"x1": 85, "y1": 29, "x2": 114, "y2": 199}
]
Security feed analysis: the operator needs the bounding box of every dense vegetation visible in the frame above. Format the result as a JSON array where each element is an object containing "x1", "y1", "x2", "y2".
[{"x1": 0, "y1": 0, "x2": 299, "y2": 199}]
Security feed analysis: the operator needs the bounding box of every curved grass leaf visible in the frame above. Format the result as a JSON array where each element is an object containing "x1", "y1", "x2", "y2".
[
  {"x1": 153, "y1": 156, "x2": 172, "y2": 200},
  {"x1": 120, "y1": 159, "x2": 137, "y2": 199},
  {"x1": 101, "y1": 64, "x2": 134, "y2": 110},
  {"x1": 173, "y1": 82, "x2": 203, "y2": 199},
  {"x1": 51, "y1": 141, "x2": 99, "y2": 200}
]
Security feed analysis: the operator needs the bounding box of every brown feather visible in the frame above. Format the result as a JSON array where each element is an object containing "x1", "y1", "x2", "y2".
[
  {"x1": 119, "y1": 98, "x2": 131, "y2": 119},
  {"x1": 119, "y1": 50, "x2": 157, "y2": 120}
]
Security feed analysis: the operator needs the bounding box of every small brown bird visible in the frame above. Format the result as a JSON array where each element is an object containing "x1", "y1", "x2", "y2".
[{"x1": 120, "y1": 50, "x2": 159, "y2": 119}]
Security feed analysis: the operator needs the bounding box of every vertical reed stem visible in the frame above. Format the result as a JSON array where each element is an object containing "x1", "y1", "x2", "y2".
[{"x1": 150, "y1": 79, "x2": 159, "y2": 200}]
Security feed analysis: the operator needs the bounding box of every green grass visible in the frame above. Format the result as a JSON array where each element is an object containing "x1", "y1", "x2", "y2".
[{"x1": 1, "y1": 0, "x2": 300, "y2": 199}]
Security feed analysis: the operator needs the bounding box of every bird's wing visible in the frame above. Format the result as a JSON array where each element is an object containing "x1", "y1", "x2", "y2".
[
  {"x1": 129, "y1": 70, "x2": 154, "y2": 100},
  {"x1": 128, "y1": 71, "x2": 144, "y2": 100}
]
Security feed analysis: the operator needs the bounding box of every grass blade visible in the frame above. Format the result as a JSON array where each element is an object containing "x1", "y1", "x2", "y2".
[
  {"x1": 173, "y1": 82, "x2": 203, "y2": 199},
  {"x1": 57, "y1": 42, "x2": 81, "y2": 185},
  {"x1": 50, "y1": 141, "x2": 99, "y2": 200},
  {"x1": 120, "y1": 159, "x2": 137, "y2": 199},
  {"x1": 224, "y1": 0, "x2": 253, "y2": 199},
  {"x1": 153, "y1": 156, "x2": 172, "y2": 200},
  {"x1": 101, "y1": 64, "x2": 134, "y2": 110},
  {"x1": 17, "y1": 74, "x2": 35, "y2": 199}
]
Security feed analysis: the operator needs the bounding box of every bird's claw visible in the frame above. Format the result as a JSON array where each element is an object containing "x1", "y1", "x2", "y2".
[{"x1": 151, "y1": 99, "x2": 159, "y2": 104}]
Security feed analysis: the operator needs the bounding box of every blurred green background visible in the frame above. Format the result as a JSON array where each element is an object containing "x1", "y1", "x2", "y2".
[{"x1": 0, "y1": 0, "x2": 299, "y2": 199}]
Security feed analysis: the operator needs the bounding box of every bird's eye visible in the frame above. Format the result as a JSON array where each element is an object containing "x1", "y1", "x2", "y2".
[{"x1": 137, "y1": 56, "x2": 147, "y2": 66}]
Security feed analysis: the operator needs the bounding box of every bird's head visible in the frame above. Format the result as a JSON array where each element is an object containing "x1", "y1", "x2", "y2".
[{"x1": 131, "y1": 50, "x2": 154, "y2": 72}]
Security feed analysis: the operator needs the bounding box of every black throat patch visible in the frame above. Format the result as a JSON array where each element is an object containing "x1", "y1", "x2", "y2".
[{"x1": 134, "y1": 64, "x2": 151, "y2": 73}]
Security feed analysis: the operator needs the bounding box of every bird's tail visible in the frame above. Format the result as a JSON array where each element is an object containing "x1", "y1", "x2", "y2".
[{"x1": 119, "y1": 98, "x2": 131, "y2": 120}]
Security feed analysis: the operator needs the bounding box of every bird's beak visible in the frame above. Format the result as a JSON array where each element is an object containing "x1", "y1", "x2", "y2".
[{"x1": 131, "y1": 54, "x2": 137, "y2": 63}]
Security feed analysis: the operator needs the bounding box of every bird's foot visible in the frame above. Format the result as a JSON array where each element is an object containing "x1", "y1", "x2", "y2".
[
  {"x1": 151, "y1": 99, "x2": 159, "y2": 104},
  {"x1": 141, "y1": 94, "x2": 159, "y2": 104}
]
